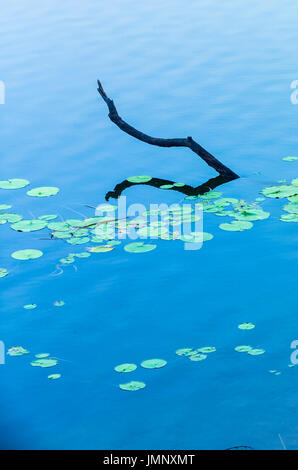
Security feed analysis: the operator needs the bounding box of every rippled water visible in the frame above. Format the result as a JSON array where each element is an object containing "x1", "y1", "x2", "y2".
[{"x1": 1, "y1": 0, "x2": 298, "y2": 449}]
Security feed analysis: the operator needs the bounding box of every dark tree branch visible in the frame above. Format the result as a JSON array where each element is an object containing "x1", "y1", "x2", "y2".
[
  {"x1": 105, "y1": 174, "x2": 234, "y2": 201},
  {"x1": 97, "y1": 79, "x2": 239, "y2": 179}
]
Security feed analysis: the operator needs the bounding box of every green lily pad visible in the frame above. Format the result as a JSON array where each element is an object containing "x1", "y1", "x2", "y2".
[
  {"x1": 24, "y1": 304, "x2": 37, "y2": 309},
  {"x1": 180, "y1": 232, "x2": 213, "y2": 243},
  {"x1": 234, "y1": 209, "x2": 270, "y2": 221},
  {"x1": 189, "y1": 353, "x2": 207, "y2": 361},
  {"x1": 65, "y1": 219, "x2": 85, "y2": 227},
  {"x1": 235, "y1": 345, "x2": 253, "y2": 352},
  {"x1": 114, "y1": 363, "x2": 137, "y2": 373},
  {"x1": 73, "y1": 252, "x2": 91, "y2": 258},
  {"x1": 53, "y1": 231, "x2": 72, "y2": 239},
  {"x1": 247, "y1": 348, "x2": 265, "y2": 356},
  {"x1": 0, "y1": 179, "x2": 30, "y2": 190},
  {"x1": 54, "y1": 301, "x2": 65, "y2": 307},
  {"x1": 124, "y1": 242, "x2": 157, "y2": 253},
  {"x1": 48, "y1": 374, "x2": 61, "y2": 379},
  {"x1": 48, "y1": 222, "x2": 71, "y2": 232},
  {"x1": 0, "y1": 268, "x2": 8, "y2": 278},
  {"x1": 60, "y1": 257, "x2": 75, "y2": 264},
  {"x1": 7, "y1": 346, "x2": 29, "y2": 356},
  {"x1": 66, "y1": 237, "x2": 90, "y2": 245},
  {"x1": 31, "y1": 358, "x2": 58, "y2": 368},
  {"x1": 27, "y1": 187, "x2": 59, "y2": 197},
  {"x1": 11, "y1": 249, "x2": 43, "y2": 260},
  {"x1": 283, "y1": 156, "x2": 298, "y2": 161},
  {"x1": 140, "y1": 359, "x2": 167, "y2": 369},
  {"x1": 200, "y1": 191, "x2": 222, "y2": 199},
  {"x1": 88, "y1": 245, "x2": 115, "y2": 253},
  {"x1": 175, "y1": 348, "x2": 196, "y2": 356},
  {"x1": 280, "y1": 213, "x2": 298, "y2": 222},
  {"x1": 219, "y1": 221, "x2": 253, "y2": 231},
  {"x1": 35, "y1": 353, "x2": 50, "y2": 358},
  {"x1": 160, "y1": 184, "x2": 174, "y2": 189},
  {"x1": 238, "y1": 322, "x2": 255, "y2": 330},
  {"x1": 127, "y1": 175, "x2": 152, "y2": 183},
  {"x1": 260, "y1": 185, "x2": 298, "y2": 199},
  {"x1": 0, "y1": 204, "x2": 12, "y2": 210},
  {"x1": 197, "y1": 346, "x2": 216, "y2": 353},
  {"x1": 0, "y1": 213, "x2": 23, "y2": 223},
  {"x1": 11, "y1": 219, "x2": 47, "y2": 232},
  {"x1": 173, "y1": 182, "x2": 185, "y2": 187},
  {"x1": 119, "y1": 381, "x2": 146, "y2": 391}
]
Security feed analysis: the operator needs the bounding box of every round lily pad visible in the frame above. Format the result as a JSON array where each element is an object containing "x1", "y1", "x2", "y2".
[
  {"x1": 0, "y1": 179, "x2": 30, "y2": 190},
  {"x1": 24, "y1": 304, "x2": 37, "y2": 309},
  {"x1": 11, "y1": 219, "x2": 47, "y2": 232},
  {"x1": 124, "y1": 242, "x2": 156, "y2": 253},
  {"x1": 0, "y1": 268, "x2": 8, "y2": 278},
  {"x1": 189, "y1": 353, "x2": 207, "y2": 361},
  {"x1": 247, "y1": 348, "x2": 265, "y2": 356},
  {"x1": 197, "y1": 347, "x2": 216, "y2": 353},
  {"x1": 54, "y1": 301, "x2": 65, "y2": 307},
  {"x1": 140, "y1": 359, "x2": 167, "y2": 369},
  {"x1": 235, "y1": 345, "x2": 253, "y2": 352},
  {"x1": 219, "y1": 221, "x2": 253, "y2": 231},
  {"x1": 238, "y1": 322, "x2": 255, "y2": 330},
  {"x1": 35, "y1": 353, "x2": 50, "y2": 358},
  {"x1": 119, "y1": 381, "x2": 146, "y2": 391},
  {"x1": 200, "y1": 191, "x2": 222, "y2": 199},
  {"x1": 127, "y1": 175, "x2": 152, "y2": 183},
  {"x1": 175, "y1": 348, "x2": 196, "y2": 356},
  {"x1": 0, "y1": 204, "x2": 12, "y2": 210},
  {"x1": 7, "y1": 346, "x2": 29, "y2": 356},
  {"x1": 114, "y1": 363, "x2": 137, "y2": 373},
  {"x1": 88, "y1": 245, "x2": 114, "y2": 253},
  {"x1": 173, "y1": 182, "x2": 185, "y2": 187},
  {"x1": 48, "y1": 222, "x2": 71, "y2": 232},
  {"x1": 30, "y1": 358, "x2": 58, "y2": 368},
  {"x1": 65, "y1": 219, "x2": 85, "y2": 227},
  {"x1": 73, "y1": 252, "x2": 91, "y2": 258},
  {"x1": 180, "y1": 232, "x2": 213, "y2": 243},
  {"x1": 27, "y1": 187, "x2": 59, "y2": 197},
  {"x1": 48, "y1": 374, "x2": 61, "y2": 379},
  {"x1": 11, "y1": 249, "x2": 43, "y2": 260},
  {"x1": 66, "y1": 237, "x2": 90, "y2": 245},
  {"x1": 160, "y1": 184, "x2": 174, "y2": 189},
  {"x1": 283, "y1": 156, "x2": 298, "y2": 161},
  {"x1": 0, "y1": 213, "x2": 23, "y2": 223}
]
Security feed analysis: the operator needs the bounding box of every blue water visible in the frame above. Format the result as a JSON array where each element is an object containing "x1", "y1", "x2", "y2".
[{"x1": 1, "y1": 0, "x2": 298, "y2": 450}]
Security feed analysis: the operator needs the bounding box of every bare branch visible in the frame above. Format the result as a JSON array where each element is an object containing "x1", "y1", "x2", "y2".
[{"x1": 97, "y1": 79, "x2": 239, "y2": 179}]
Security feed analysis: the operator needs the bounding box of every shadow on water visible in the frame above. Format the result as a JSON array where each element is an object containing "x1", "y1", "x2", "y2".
[{"x1": 105, "y1": 174, "x2": 236, "y2": 200}]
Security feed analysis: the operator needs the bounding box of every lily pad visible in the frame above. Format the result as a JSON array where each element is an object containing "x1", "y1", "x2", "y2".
[
  {"x1": 140, "y1": 359, "x2": 167, "y2": 369},
  {"x1": 200, "y1": 191, "x2": 222, "y2": 199},
  {"x1": 127, "y1": 175, "x2": 152, "y2": 183},
  {"x1": 0, "y1": 204, "x2": 12, "y2": 210},
  {"x1": 247, "y1": 348, "x2": 265, "y2": 356},
  {"x1": 7, "y1": 346, "x2": 29, "y2": 356},
  {"x1": 35, "y1": 353, "x2": 50, "y2": 358},
  {"x1": 11, "y1": 249, "x2": 43, "y2": 260},
  {"x1": 11, "y1": 219, "x2": 47, "y2": 232},
  {"x1": 238, "y1": 322, "x2": 255, "y2": 330},
  {"x1": 48, "y1": 222, "x2": 71, "y2": 232},
  {"x1": 119, "y1": 381, "x2": 146, "y2": 391},
  {"x1": 48, "y1": 374, "x2": 61, "y2": 379},
  {"x1": 88, "y1": 245, "x2": 115, "y2": 253},
  {"x1": 0, "y1": 213, "x2": 23, "y2": 223},
  {"x1": 235, "y1": 345, "x2": 253, "y2": 352},
  {"x1": 54, "y1": 301, "x2": 65, "y2": 307},
  {"x1": 114, "y1": 363, "x2": 137, "y2": 373},
  {"x1": 0, "y1": 179, "x2": 30, "y2": 190},
  {"x1": 24, "y1": 304, "x2": 37, "y2": 309},
  {"x1": 197, "y1": 347, "x2": 216, "y2": 353},
  {"x1": 27, "y1": 187, "x2": 59, "y2": 197},
  {"x1": 31, "y1": 358, "x2": 58, "y2": 368},
  {"x1": 219, "y1": 221, "x2": 253, "y2": 231},
  {"x1": 189, "y1": 353, "x2": 207, "y2": 361},
  {"x1": 283, "y1": 156, "x2": 298, "y2": 161},
  {"x1": 175, "y1": 348, "x2": 196, "y2": 356},
  {"x1": 0, "y1": 268, "x2": 8, "y2": 278},
  {"x1": 124, "y1": 242, "x2": 157, "y2": 253},
  {"x1": 66, "y1": 237, "x2": 89, "y2": 245}
]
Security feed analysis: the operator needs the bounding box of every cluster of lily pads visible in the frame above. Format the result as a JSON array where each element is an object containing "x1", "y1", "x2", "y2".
[
  {"x1": 114, "y1": 358, "x2": 167, "y2": 391},
  {"x1": 7, "y1": 346, "x2": 61, "y2": 379}
]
